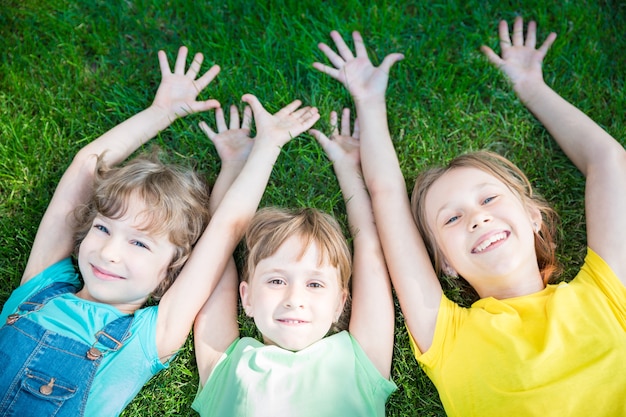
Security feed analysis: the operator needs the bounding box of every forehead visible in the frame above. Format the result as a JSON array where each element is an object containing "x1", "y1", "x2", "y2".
[
  {"x1": 425, "y1": 167, "x2": 507, "y2": 212},
  {"x1": 113, "y1": 193, "x2": 171, "y2": 238},
  {"x1": 252, "y1": 236, "x2": 340, "y2": 277}
]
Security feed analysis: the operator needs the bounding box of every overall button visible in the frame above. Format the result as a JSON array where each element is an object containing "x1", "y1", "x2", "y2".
[
  {"x1": 87, "y1": 347, "x2": 102, "y2": 360},
  {"x1": 39, "y1": 378, "x2": 55, "y2": 395}
]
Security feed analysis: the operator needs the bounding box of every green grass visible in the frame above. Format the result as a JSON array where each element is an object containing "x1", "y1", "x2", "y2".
[{"x1": 1, "y1": 0, "x2": 625, "y2": 415}]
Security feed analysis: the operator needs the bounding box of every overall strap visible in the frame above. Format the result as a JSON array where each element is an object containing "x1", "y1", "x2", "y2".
[
  {"x1": 17, "y1": 281, "x2": 78, "y2": 313},
  {"x1": 94, "y1": 314, "x2": 135, "y2": 352}
]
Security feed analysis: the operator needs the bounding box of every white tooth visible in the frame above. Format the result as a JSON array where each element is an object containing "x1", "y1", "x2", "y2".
[{"x1": 475, "y1": 233, "x2": 506, "y2": 252}]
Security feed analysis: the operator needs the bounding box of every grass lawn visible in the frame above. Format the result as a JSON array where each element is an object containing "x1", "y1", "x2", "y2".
[{"x1": 1, "y1": 0, "x2": 624, "y2": 415}]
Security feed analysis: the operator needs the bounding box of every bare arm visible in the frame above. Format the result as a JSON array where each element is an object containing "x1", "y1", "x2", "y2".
[
  {"x1": 482, "y1": 17, "x2": 626, "y2": 284},
  {"x1": 156, "y1": 95, "x2": 320, "y2": 362},
  {"x1": 22, "y1": 46, "x2": 220, "y2": 285},
  {"x1": 314, "y1": 31, "x2": 442, "y2": 353},
  {"x1": 194, "y1": 105, "x2": 253, "y2": 382},
  {"x1": 310, "y1": 109, "x2": 394, "y2": 378}
]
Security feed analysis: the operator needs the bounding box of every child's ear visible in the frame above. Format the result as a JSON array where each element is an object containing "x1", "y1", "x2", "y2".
[
  {"x1": 527, "y1": 203, "x2": 543, "y2": 234},
  {"x1": 334, "y1": 289, "x2": 348, "y2": 322},
  {"x1": 239, "y1": 281, "x2": 253, "y2": 317},
  {"x1": 442, "y1": 259, "x2": 458, "y2": 278}
]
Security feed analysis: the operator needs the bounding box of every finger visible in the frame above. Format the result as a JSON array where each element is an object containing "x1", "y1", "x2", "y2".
[
  {"x1": 174, "y1": 46, "x2": 189, "y2": 74},
  {"x1": 291, "y1": 105, "x2": 316, "y2": 120},
  {"x1": 199, "y1": 120, "x2": 217, "y2": 140},
  {"x1": 309, "y1": 128, "x2": 329, "y2": 145},
  {"x1": 480, "y1": 45, "x2": 504, "y2": 67},
  {"x1": 296, "y1": 110, "x2": 321, "y2": 133},
  {"x1": 312, "y1": 62, "x2": 341, "y2": 79},
  {"x1": 215, "y1": 107, "x2": 227, "y2": 132},
  {"x1": 188, "y1": 99, "x2": 221, "y2": 114},
  {"x1": 498, "y1": 20, "x2": 512, "y2": 50},
  {"x1": 330, "y1": 111, "x2": 339, "y2": 137},
  {"x1": 187, "y1": 52, "x2": 204, "y2": 78},
  {"x1": 352, "y1": 31, "x2": 368, "y2": 58},
  {"x1": 512, "y1": 16, "x2": 524, "y2": 46},
  {"x1": 241, "y1": 106, "x2": 253, "y2": 130},
  {"x1": 379, "y1": 53, "x2": 404, "y2": 73},
  {"x1": 157, "y1": 50, "x2": 172, "y2": 76},
  {"x1": 195, "y1": 65, "x2": 221, "y2": 91},
  {"x1": 330, "y1": 30, "x2": 355, "y2": 61},
  {"x1": 353, "y1": 117, "x2": 360, "y2": 139},
  {"x1": 525, "y1": 21, "x2": 537, "y2": 49},
  {"x1": 242, "y1": 94, "x2": 269, "y2": 118},
  {"x1": 537, "y1": 32, "x2": 557, "y2": 57},
  {"x1": 228, "y1": 105, "x2": 240, "y2": 130},
  {"x1": 317, "y1": 42, "x2": 346, "y2": 69},
  {"x1": 340, "y1": 108, "x2": 351, "y2": 136},
  {"x1": 279, "y1": 99, "x2": 304, "y2": 116}
]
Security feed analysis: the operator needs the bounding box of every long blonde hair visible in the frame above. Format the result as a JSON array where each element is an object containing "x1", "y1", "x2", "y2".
[{"x1": 411, "y1": 151, "x2": 560, "y2": 299}]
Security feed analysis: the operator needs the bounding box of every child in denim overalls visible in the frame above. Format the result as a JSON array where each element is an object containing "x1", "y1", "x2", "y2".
[
  {"x1": 0, "y1": 45, "x2": 225, "y2": 416},
  {"x1": 0, "y1": 45, "x2": 317, "y2": 417}
]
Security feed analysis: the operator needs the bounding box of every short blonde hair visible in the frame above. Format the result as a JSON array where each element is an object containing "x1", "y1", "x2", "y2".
[
  {"x1": 243, "y1": 207, "x2": 352, "y2": 290},
  {"x1": 74, "y1": 150, "x2": 211, "y2": 300},
  {"x1": 411, "y1": 151, "x2": 560, "y2": 299}
]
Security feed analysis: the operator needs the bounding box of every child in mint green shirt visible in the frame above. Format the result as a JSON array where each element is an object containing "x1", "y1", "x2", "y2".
[{"x1": 192, "y1": 108, "x2": 396, "y2": 417}]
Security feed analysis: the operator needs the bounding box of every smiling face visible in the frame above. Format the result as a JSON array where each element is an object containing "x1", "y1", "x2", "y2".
[
  {"x1": 77, "y1": 194, "x2": 176, "y2": 313},
  {"x1": 240, "y1": 235, "x2": 347, "y2": 351},
  {"x1": 424, "y1": 166, "x2": 543, "y2": 298}
]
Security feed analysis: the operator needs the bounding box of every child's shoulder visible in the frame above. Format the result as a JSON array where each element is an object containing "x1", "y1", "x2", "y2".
[{"x1": 1, "y1": 258, "x2": 79, "y2": 321}]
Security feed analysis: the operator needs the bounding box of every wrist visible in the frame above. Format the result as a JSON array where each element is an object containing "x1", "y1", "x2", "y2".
[
  {"x1": 353, "y1": 94, "x2": 387, "y2": 107},
  {"x1": 513, "y1": 78, "x2": 549, "y2": 105},
  {"x1": 219, "y1": 159, "x2": 247, "y2": 173},
  {"x1": 145, "y1": 104, "x2": 178, "y2": 128}
]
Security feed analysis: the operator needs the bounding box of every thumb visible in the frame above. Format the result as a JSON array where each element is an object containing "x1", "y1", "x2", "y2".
[
  {"x1": 241, "y1": 94, "x2": 267, "y2": 117},
  {"x1": 380, "y1": 53, "x2": 404, "y2": 73}
]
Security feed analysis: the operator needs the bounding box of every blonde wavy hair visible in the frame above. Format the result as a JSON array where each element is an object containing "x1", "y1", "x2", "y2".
[{"x1": 74, "y1": 150, "x2": 211, "y2": 301}]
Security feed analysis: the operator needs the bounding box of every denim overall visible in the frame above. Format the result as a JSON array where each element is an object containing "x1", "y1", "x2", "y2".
[{"x1": 0, "y1": 282, "x2": 134, "y2": 417}]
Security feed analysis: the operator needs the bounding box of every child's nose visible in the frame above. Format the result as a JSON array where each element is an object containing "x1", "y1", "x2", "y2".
[
  {"x1": 469, "y1": 209, "x2": 492, "y2": 231},
  {"x1": 283, "y1": 285, "x2": 305, "y2": 308},
  {"x1": 100, "y1": 238, "x2": 122, "y2": 263}
]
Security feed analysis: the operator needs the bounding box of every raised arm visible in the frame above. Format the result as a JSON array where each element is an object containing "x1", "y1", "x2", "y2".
[
  {"x1": 194, "y1": 105, "x2": 253, "y2": 382},
  {"x1": 314, "y1": 31, "x2": 442, "y2": 353},
  {"x1": 482, "y1": 17, "x2": 626, "y2": 284},
  {"x1": 157, "y1": 95, "x2": 319, "y2": 361},
  {"x1": 310, "y1": 109, "x2": 394, "y2": 378},
  {"x1": 22, "y1": 46, "x2": 220, "y2": 284}
]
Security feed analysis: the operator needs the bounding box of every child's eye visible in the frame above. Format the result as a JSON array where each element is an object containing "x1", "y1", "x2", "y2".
[
  {"x1": 131, "y1": 240, "x2": 150, "y2": 250},
  {"x1": 308, "y1": 282, "x2": 324, "y2": 288},
  {"x1": 482, "y1": 195, "x2": 497, "y2": 205},
  {"x1": 94, "y1": 224, "x2": 109, "y2": 234},
  {"x1": 445, "y1": 215, "x2": 459, "y2": 225},
  {"x1": 268, "y1": 278, "x2": 285, "y2": 285}
]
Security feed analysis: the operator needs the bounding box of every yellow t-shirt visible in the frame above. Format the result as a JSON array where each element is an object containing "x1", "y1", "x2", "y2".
[{"x1": 411, "y1": 248, "x2": 626, "y2": 417}]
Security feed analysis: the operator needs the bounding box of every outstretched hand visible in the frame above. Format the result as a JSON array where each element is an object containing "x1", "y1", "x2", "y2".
[
  {"x1": 200, "y1": 105, "x2": 254, "y2": 163},
  {"x1": 313, "y1": 31, "x2": 404, "y2": 102},
  {"x1": 153, "y1": 46, "x2": 221, "y2": 119},
  {"x1": 242, "y1": 94, "x2": 320, "y2": 148},
  {"x1": 310, "y1": 108, "x2": 360, "y2": 166},
  {"x1": 481, "y1": 17, "x2": 557, "y2": 92}
]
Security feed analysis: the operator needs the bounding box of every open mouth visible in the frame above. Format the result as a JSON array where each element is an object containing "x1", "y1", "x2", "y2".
[{"x1": 472, "y1": 231, "x2": 509, "y2": 253}]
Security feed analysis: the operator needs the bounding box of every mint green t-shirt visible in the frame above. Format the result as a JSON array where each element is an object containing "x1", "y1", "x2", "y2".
[
  {"x1": 193, "y1": 331, "x2": 396, "y2": 417},
  {"x1": 0, "y1": 258, "x2": 168, "y2": 417}
]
